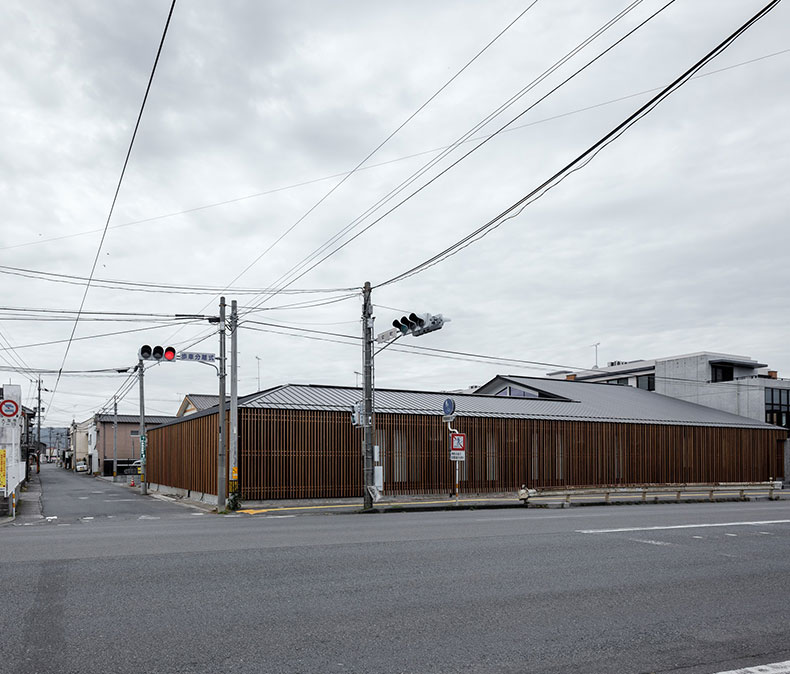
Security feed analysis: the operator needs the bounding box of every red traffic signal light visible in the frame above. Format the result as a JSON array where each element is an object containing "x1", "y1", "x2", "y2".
[{"x1": 139, "y1": 345, "x2": 177, "y2": 362}]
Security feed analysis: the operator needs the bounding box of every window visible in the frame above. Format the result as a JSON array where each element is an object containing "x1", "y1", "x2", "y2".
[
  {"x1": 636, "y1": 375, "x2": 655, "y2": 391},
  {"x1": 764, "y1": 387, "x2": 790, "y2": 429},
  {"x1": 495, "y1": 387, "x2": 510, "y2": 396},
  {"x1": 711, "y1": 364, "x2": 734, "y2": 382},
  {"x1": 606, "y1": 378, "x2": 629, "y2": 386}
]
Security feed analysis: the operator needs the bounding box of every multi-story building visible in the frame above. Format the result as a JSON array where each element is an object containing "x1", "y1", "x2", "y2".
[{"x1": 546, "y1": 351, "x2": 789, "y2": 430}]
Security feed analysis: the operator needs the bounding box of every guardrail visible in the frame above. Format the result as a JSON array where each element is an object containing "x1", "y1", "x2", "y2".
[{"x1": 518, "y1": 481, "x2": 784, "y2": 505}]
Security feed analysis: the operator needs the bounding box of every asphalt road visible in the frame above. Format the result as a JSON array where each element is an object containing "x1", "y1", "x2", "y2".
[
  {"x1": 34, "y1": 462, "x2": 198, "y2": 523},
  {"x1": 2, "y1": 465, "x2": 789, "y2": 674}
]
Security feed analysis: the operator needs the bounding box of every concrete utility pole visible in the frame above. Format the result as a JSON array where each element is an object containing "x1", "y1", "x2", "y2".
[
  {"x1": 113, "y1": 397, "x2": 118, "y2": 480},
  {"x1": 217, "y1": 296, "x2": 227, "y2": 510},
  {"x1": 362, "y1": 281, "x2": 375, "y2": 511},
  {"x1": 229, "y1": 300, "x2": 238, "y2": 496},
  {"x1": 35, "y1": 378, "x2": 41, "y2": 481},
  {"x1": 138, "y1": 359, "x2": 147, "y2": 495}
]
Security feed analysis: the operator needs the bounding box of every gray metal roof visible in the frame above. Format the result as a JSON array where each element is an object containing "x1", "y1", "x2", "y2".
[
  {"x1": 238, "y1": 379, "x2": 778, "y2": 430},
  {"x1": 95, "y1": 414, "x2": 176, "y2": 425},
  {"x1": 185, "y1": 394, "x2": 228, "y2": 411}
]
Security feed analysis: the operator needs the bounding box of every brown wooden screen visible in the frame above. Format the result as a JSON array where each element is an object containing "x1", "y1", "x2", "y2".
[
  {"x1": 377, "y1": 415, "x2": 785, "y2": 495},
  {"x1": 147, "y1": 408, "x2": 786, "y2": 499},
  {"x1": 240, "y1": 408, "x2": 362, "y2": 499},
  {"x1": 147, "y1": 412, "x2": 225, "y2": 495}
]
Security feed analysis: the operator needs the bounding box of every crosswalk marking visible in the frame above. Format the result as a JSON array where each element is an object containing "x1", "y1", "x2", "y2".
[
  {"x1": 711, "y1": 660, "x2": 790, "y2": 673},
  {"x1": 577, "y1": 519, "x2": 790, "y2": 534}
]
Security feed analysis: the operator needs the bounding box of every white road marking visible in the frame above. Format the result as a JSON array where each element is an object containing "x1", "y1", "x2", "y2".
[
  {"x1": 81, "y1": 517, "x2": 94, "y2": 520},
  {"x1": 78, "y1": 496, "x2": 89, "y2": 500},
  {"x1": 758, "y1": 531, "x2": 772, "y2": 535},
  {"x1": 711, "y1": 659, "x2": 790, "y2": 673},
  {"x1": 577, "y1": 519, "x2": 790, "y2": 534},
  {"x1": 725, "y1": 533, "x2": 738, "y2": 537},
  {"x1": 692, "y1": 535, "x2": 704, "y2": 539},
  {"x1": 138, "y1": 515, "x2": 160, "y2": 520},
  {"x1": 266, "y1": 515, "x2": 296, "y2": 519},
  {"x1": 629, "y1": 538, "x2": 673, "y2": 546},
  {"x1": 191, "y1": 512, "x2": 205, "y2": 516}
]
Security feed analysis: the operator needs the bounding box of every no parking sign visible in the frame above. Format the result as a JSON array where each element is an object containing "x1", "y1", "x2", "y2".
[{"x1": 1, "y1": 399, "x2": 19, "y2": 418}]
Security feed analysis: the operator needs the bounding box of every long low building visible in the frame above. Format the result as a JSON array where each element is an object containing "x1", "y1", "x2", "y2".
[{"x1": 146, "y1": 377, "x2": 787, "y2": 501}]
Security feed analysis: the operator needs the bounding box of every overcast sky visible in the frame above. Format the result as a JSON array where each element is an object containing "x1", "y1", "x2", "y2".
[{"x1": 0, "y1": 0, "x2": 788, "y2": 426}]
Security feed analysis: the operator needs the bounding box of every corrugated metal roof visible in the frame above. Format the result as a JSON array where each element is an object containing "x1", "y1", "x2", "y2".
[
  {"x1": 95, "y1": 414, "x2": 176, "y2": 425},
  {"x1": 185, "y1": 394, "x2": 228, "y2": 410},
  {"x1": 239, "y1": 379, "x2": 776, "y2": 429}
]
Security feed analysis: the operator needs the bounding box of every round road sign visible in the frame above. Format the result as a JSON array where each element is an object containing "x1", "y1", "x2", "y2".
[{"x1": 1, "y1": 399, "x2": 19, "y2": 417}]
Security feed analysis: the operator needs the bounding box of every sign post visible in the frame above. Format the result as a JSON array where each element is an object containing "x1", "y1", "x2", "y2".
[{"x1": 442, "y1": 398, "x2": 465, "y2": 504}]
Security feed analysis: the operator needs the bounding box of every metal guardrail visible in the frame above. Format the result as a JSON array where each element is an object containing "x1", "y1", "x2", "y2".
[{"x1": 518, "y1": 481, "x2": 784, "y2": 505}]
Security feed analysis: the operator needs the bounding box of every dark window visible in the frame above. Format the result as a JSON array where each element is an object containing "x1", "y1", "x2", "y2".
[
  {"x1": 711, "y1": 365, "x2": 734, "y2": 382},
  {"x1": 636, "y1": 375, "x2": 655, "y2": 391},
  {"x1": 766, "y1": 388, "x2": 774, "y2": 405},
  {"x1": 782, "y1": 389, "x2": 789, "y2": 406},
  {"x1": 606, "y1": 378, "x2": 629, "y2": 386},
  {"x1": 495, "y1": 387, "x2": 510, "y2": 397}
]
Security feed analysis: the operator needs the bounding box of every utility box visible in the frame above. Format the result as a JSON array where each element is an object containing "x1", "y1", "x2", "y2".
[{"x1": 1, "y1": 385, "x2": 25, "y2": 515}]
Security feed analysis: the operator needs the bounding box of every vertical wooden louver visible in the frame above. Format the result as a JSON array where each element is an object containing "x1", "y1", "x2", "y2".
[{"x1": 146, "y1": 409, "x2": 786, "y2": 499}]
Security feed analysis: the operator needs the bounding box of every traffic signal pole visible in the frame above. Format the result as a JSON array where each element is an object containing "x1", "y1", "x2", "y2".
[
  {"x1": 113, "y1": 397, "x2": 118, "y2": 480},
  {"x1": 229, "y1": 300, "x2": 238, "y2": 498},
  {"x1": 138, "y1": 359, "x2": 147, "y2": 495},
  {"x1": 362, "y1": 282, "x2": 374, "y2": 511},
  {"x1": 217, "y1": 297, "x2": 227, "y2": 510}
]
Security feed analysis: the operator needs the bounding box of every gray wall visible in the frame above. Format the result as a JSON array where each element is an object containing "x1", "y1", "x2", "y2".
[{"x1": 655, "y1": 355, "x2": 764, "y2": 421}]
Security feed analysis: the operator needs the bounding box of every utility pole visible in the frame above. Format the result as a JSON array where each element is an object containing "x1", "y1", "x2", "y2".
[
  {"x1": 229, "y1": 299, "x2": 238, "y2": 497},
  {"x1": 138, "y1": 359, "x2": 147, "y2": 495},
  {"x1": 362, "y1": 281, "x2": 374, "y2": 511},
  {"x1": 255, "y1": 355, "x2": 261, "y2": 391},
  {"x1": 217, "y1": 296, "x2": 227, "y2": 510},
  {"x1": 34, "y1": 378, "x2": 41, "y2": 481},
  {"x1": 113, "y1": 397, "x2": 118, "y2": 480}
]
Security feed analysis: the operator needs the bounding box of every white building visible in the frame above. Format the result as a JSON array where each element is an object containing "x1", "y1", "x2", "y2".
[
  {"x1": 547, "y1": 351, "x2": 789, "y2": 431},
  {"x1": 1, "y1": 384, "x2": 26, "y2": 515}
]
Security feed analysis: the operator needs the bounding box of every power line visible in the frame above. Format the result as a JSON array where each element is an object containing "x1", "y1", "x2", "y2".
[
  {"x1": 3, "y1": 47, "x2": 786, "y2": 257},
  {"x1": 377, "y1": 0, "x2": 781, "y2": 289},
  {"x1": 240, "y1": 0, "x2": 661, "y2": 313},
  {"x1": 2, "y1": 320, "x2": 201, "y2": 353},
  {"x1": 49, "y1": 0, "x2": 177, "y2": 416},
  {"x1": 163, "y1": 4, "x2": 539, "y2": 343},
  {"x1": 0, "y1": 263, "x2": 355, "y2": 295}
]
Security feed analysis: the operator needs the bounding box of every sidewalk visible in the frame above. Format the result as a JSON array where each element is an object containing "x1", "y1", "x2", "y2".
[{"x1": 1, "y1": 469, "x2": 44, "y2": 526}]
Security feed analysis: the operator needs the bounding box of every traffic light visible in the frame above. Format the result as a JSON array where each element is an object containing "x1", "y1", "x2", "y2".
[
  {"x1": 391, "y1": 312, "x2": 448, "y2": 337},
  {"x1": 139, "y1": 345, "x2": 177, "y2": 362}
]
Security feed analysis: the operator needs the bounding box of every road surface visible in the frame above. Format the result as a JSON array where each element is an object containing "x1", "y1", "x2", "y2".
[{"x1": 1, "y1": 463, "x2": 788, "y2": 673}]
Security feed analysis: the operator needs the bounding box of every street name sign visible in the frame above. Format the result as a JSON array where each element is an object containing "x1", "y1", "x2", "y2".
[{"x1": 178, "y1": 351, "x2": 216, "y2": 362}]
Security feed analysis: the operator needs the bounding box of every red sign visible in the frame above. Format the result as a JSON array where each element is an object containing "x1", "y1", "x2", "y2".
[
  {"x1": 1, "y1": 399, "x2": 19, "y2": 417},
  {"x1": 450, "y1": 433, "x2": 466, "y2": 462}
]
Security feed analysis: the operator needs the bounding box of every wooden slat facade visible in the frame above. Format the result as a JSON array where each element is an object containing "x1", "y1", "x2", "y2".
[
  {"x1": 147, "y1": 407, "x2": 786, "y2": 500},
  {"x1": 147, "y1": 411, "x2": 224, "y2": 495}
]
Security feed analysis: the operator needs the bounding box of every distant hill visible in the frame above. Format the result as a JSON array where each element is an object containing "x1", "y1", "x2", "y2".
[{"x1": 37, "y1": 427, "x2": 69, "y2": 447}]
